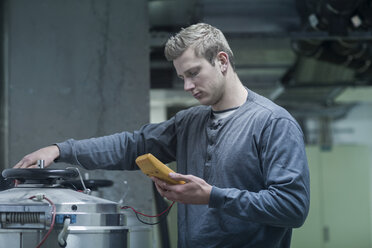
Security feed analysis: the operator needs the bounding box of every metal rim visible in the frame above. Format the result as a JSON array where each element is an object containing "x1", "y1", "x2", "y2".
[{"x1": 1, "y1": 168, "x2": 79, "y2": 180}]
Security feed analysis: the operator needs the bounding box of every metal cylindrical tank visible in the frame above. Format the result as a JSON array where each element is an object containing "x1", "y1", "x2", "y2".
[{"x1": 0, "y1": 168, "x2": 128, "y2": 248}]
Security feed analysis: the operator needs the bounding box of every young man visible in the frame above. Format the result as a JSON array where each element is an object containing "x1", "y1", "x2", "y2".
[{"x1": 15, "y1": 23, "x2": 310, "y2": 247}]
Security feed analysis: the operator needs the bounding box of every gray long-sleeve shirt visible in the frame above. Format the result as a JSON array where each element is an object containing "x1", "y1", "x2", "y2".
[{"x1": 57, "y1": 89, "x2": 310, "y2": 248}]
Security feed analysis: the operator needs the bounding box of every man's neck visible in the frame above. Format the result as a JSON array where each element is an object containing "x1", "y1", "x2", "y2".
[{"x1": 212, "y1": 73, "x2": 248, "y2": 111}]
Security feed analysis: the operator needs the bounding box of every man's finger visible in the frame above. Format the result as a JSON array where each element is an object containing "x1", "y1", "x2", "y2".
[
  {"x1": 169, "y1": 172, "x2": 190, "y2": 182},
  {"x1": 13, "y1": 162, "x2": 23, "y2": 168},
  {"x1": 152, "y1": 177, "x2": 169, "y2": 191}
]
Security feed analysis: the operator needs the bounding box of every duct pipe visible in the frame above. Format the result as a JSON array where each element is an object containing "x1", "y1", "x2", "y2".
[
  {"x1": 149, "y1": 0, "x2": 199, "y2": 29},
  {"x1": 293, "y1": 0, "x2": 372, "y2": 75},
  {"x1": 321, "y1": 0, "x2": 363, "y2": 15}
]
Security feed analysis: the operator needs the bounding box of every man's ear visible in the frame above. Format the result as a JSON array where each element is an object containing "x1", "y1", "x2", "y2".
[{"x1": 217, "y1": 52, "x2": 229, "y2": 72}]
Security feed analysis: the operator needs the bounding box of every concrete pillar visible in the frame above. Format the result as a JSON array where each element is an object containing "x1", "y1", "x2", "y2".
[{"x1": 2, "y1": 0, "x2": 152, "y2": 213}]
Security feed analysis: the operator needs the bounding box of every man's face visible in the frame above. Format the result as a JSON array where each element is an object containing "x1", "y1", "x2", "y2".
[{"x1": 173, "y1": 48, "x2": 225, "y2": 108}]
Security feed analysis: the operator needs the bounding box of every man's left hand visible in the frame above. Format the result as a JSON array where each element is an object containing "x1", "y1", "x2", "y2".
[{"x1": 152, "y1": 173, "x2": 212, "y2": 205}]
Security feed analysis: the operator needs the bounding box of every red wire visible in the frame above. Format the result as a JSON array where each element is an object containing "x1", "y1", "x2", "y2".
[
  {"x1": 29, "y1": 195, "x2": 56, "y2": 248},
  {"x1": 121, "y1": 201, "x2": 175, "y2": 218}
]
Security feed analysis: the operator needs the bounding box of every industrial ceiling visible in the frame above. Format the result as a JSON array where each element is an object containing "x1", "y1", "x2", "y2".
[{"x1": 148, "y1": 0, "x2": 372, "y2": 122}]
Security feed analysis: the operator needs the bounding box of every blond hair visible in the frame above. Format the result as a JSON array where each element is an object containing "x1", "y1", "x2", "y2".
[{"x1": 164, "y1": 23, "x2": 235, "y2": 70}]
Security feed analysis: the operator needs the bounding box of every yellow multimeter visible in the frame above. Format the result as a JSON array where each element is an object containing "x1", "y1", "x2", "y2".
[{"x1": 135, "y1": 153, "x2": 185, "y2": 185}]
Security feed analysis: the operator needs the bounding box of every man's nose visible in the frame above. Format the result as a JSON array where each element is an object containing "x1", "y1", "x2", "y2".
[{"x1": 184, "y1": 78, "x2": 195, "y2": 92}]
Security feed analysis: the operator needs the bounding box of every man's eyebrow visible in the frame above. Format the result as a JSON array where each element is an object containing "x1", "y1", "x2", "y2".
[
  {"x1": 184, "y1": 66, "x2": 200, "y2": 75},
  {"x1": 177, "y1": 66, "x2": 201, "y2": 79}
]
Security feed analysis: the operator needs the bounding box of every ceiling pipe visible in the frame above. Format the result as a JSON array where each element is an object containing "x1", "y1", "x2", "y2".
[
  {"x1": 323, "y1": 0, "x2": 363, "y2": 15},
  {"x1": 293, "y1": 0, "x2": 372, "y2": 76},
  {"x1": 149, "y1": 0, "x2": 200, "y2": 30}
]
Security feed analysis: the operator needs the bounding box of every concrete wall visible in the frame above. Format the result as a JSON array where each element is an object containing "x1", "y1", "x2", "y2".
[{"x1": 2, "y1": 0, "x2": 153, "y2": 212}]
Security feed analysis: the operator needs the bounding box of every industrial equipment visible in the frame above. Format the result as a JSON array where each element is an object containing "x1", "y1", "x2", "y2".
[{"x1": 0, "y1": 167, "x2": 128, "y2": 248}]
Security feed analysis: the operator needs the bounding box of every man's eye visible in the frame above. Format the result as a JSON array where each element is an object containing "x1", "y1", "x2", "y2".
[{"x1": 189, "y1": 71, "x2": 199, "y2": 77}]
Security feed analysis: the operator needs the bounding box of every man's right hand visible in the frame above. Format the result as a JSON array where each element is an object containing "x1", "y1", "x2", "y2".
[{"x1": 13, "y1": 145, "x2": 60, "y2": 168}]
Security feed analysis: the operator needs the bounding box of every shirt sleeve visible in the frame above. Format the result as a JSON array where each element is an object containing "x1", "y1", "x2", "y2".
[
  {"x1": 209, "y1": 117, "x2": 310, "y2": 228},
  {"x1": 55, "y1": 118, "x2": 178, "y2": 170}
]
